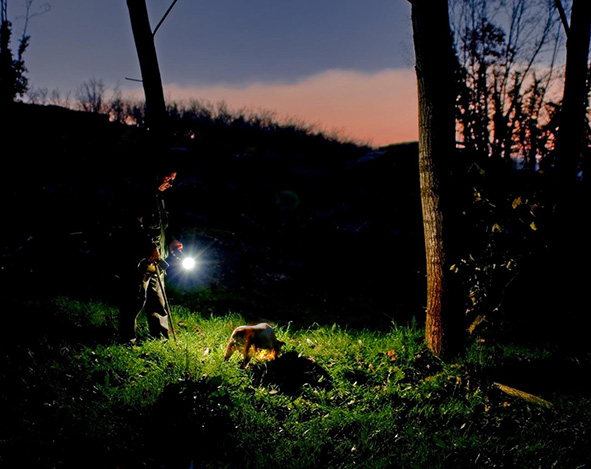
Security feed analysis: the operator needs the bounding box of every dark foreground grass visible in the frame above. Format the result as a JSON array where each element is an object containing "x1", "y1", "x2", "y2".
[{"x1": 1, "y1": 297, "x2": 590, "y2": 469}]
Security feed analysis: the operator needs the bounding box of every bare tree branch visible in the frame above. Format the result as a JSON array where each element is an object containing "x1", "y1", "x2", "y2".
[
  {"x1": 17, "y1": 0, "x2": 51, "y2": 41},
  {"x1": 553, "y1": 0, "x2": 570, "y2": 36}
]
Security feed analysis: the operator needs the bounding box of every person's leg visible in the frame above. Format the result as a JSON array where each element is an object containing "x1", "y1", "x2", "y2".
[
  {"x1": 144, "y1": 270, "x2": 170, "y2": 338},
  {"x1": 118, "y1": 272, "x2": 148, "y2": 342}
]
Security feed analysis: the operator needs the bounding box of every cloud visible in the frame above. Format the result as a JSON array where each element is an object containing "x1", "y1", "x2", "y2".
[{"x1": 159, "y1": 69, "x2": 418, "y2": 147}]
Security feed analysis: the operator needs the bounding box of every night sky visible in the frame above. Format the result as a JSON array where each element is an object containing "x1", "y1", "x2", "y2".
[{"x1": 11, "y1": 0, "x2": 418, "y2": 146}]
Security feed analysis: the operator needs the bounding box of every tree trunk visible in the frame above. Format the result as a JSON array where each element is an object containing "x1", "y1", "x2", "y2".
[
  {"x1": 552, "y1": 0, "x2": 591, "y2": 342},
  {"x1": 410, "y1": 0, "x2": 457, "y2": 357},
  {"x1": 127, "y1": 0, "x2": 167, "y2": 140},
  {"x1": 556, "y1": 0, "x2": 591, "y2": 189}
]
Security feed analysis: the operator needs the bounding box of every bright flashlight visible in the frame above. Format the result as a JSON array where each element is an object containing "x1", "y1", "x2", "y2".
[{"x1": 181, "y1": 256, "x2": 197, "y2": 270}]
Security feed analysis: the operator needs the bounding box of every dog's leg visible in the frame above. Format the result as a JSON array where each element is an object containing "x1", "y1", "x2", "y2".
[{"x1": 242, "y1": 329, "x2": 254, "y2": 366}]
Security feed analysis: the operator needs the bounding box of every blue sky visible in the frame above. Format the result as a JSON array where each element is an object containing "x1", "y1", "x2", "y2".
[{"x1": 10, "y1": 0, "x2": 418, "y2": 145}]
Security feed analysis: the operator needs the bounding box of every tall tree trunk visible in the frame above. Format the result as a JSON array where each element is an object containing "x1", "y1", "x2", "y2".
[
  {"x1": 556, "y1": 0, "x2": 591, "y2": 189},
  {"x1": 410, "y1": 0, "x2": 457, "y2": 357},
  {"x1": 127, "y1": 0, "x2": 167, "y2": 141},
  {"x1": 552, "y1": 0, "x2": 591, "y2": 342}
]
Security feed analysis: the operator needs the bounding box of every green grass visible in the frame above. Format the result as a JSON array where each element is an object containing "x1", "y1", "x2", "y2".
[{"x1": 1, "y1": 297, "x2": 590, "y2": 469}]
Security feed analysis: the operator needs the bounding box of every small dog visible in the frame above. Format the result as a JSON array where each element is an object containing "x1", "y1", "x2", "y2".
[{"x1": 224, "y1": 323, "x2": 284, "y2": 365}]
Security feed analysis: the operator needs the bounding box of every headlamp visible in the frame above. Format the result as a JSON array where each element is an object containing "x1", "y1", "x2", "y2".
[{"x1": 181, "y1": 256, "x2": 197, "y2": 271}]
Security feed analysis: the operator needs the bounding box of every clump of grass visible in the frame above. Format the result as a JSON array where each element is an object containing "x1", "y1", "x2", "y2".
[{"x1": 1, "y1": 297, "x2": 590, "y2": 468}]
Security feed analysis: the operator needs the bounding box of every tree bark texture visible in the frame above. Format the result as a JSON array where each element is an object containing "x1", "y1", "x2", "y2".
[
  {"x1": 127, "y1": 0, "x2": 167, "y2": 140},
  {"x1": 410, "y1": 0, "x2": 457, "y2": 357}
]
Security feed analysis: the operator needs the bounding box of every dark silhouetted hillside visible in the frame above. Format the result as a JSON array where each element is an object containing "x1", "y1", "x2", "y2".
[{"x1": 3, "y1": 103, "x2": 425, "y2": 328}]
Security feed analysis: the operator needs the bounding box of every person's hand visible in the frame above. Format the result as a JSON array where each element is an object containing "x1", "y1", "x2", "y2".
[
  {"x1": 169, "y1": 241, "x2": 183, "y2": 259},
  {"x1": 148, "y1": 248, "x2": 160, "y2": 265}
]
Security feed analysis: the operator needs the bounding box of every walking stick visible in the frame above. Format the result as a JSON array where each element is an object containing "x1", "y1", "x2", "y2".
[{"x1": 155, "y1": 262, "x2": 177, "y2": 341}]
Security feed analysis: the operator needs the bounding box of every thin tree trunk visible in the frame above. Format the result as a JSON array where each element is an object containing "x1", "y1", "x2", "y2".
[
  {"x1": 127, "y1": 0, "x2": 167, "y2": 139},
  {"x1": 410, "y1": 0, "x2": 457, "y2": 357}
]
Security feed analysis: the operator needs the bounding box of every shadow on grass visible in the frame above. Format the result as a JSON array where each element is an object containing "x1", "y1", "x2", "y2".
[
  {"x1": 251, "y1": 351, "x2": 333, "y2": 396},
  {"x1": 149, "y1": 376, "x2": 238, "y2": 469},
  {"x1": 483, "y1": 356, "x2": 591, "y2": 397}
]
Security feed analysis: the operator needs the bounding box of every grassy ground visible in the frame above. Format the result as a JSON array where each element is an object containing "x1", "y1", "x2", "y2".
[{"x1": 1, "y1": 297, "x2": 590, "y2": 469}]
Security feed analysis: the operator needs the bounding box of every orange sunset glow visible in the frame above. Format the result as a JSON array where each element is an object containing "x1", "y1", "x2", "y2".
[{"x1": 159, "y1": 69, "x2": 419, "y2": 148}]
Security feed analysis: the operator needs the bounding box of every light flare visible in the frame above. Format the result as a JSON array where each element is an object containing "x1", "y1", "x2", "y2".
[{"x1": 181, "y1": 257, "x2": 197, "y2": 270}]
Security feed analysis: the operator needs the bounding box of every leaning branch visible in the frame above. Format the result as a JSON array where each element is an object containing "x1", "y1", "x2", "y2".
[
  {"x1": 493, "y1": 382, "x2": 553, "y2": 409},
  {"x1": 554, "y1": 0, "x2": 570, "y2": 37}
]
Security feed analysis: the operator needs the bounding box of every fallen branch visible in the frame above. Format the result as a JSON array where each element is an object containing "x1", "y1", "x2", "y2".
[{"x1": 493, "y1": 382, "x2": 553, "y2": 409}]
